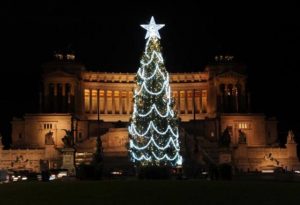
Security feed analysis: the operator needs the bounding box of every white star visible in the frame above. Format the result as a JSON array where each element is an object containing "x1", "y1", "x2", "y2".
[{"x1": 141, "y1": 16, "x2": 165, "y2": 39}]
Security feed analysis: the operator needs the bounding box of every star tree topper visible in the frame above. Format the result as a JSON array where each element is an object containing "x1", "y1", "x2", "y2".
[{"x1": 141, "y1": 16, "x2": 165, "y2": 39}]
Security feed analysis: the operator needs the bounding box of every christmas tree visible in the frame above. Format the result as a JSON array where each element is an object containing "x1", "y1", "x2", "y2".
[{"x1": 128, "y1": 17, "x2": 182, "y2": 167}]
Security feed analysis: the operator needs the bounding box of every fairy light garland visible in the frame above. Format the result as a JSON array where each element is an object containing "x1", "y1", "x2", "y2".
[{"x1": 128, "y1": 16, "x2": 182, "y2": 167}]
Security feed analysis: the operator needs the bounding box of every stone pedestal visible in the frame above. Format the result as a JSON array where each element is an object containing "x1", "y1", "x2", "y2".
[
  {"x1": 0, "y1": 136, "x2": 3, "y2": 150},
  {"x1": 61, "y1": 148, "x2": 76, "y2": 176},
  {"x1": 0, "y1": 145, "x2": 3, "y2": 159},
  {"x1": 219, "y1": 152, "x2": 232, "y2": 164},
  {"x1": 234, "y1": 143, "x2": 249, "y2": 171}
]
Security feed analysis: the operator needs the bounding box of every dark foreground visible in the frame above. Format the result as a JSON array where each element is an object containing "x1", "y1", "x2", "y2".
[{"x1": 0, "y1": 180, "x2": 299, "y2": 205}]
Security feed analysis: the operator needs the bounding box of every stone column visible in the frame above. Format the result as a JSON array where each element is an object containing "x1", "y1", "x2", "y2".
[
  {"x1": 177, "y1": 91, "x2": 180, "y2": 115},
  {"x1": 71, "y1": 84, "x2": 75, "y2": 96},
  {"x1": 199, "y1": 89, "x2": 203, "y2": 113},
  {"x1": 89, "y1": 89, "x2": 93, "y2": 114},
  {"x1": 112, "y1": 90, "x2": 115, "y2": 114},
  {"x1": 82, "y1": 89, "x2": 85, "y2": 114},
  {"x1": 69, "y1": 84, "x2": 74, "y2": 113},
  {"x1": 0, "y1": 135, "x2": 4, "y2": 150},
  {"x1": 62, "y1": 83, "x2": 66, "y2": 96},
  {"x1": 97, "y1": 89, "x2": 100, "y2": 116},
  {"x1": 54, "y1": 83, "x2": 58, "y2": 112},
  {"x1": 104, "y1": 90, "x2": 108, "y2": 114},
  {"x1": 127, "y1": 91, "x2": 130, "y2": 115},
  {"x1": 235, "y1": 86, "x2": 239, "y2": 112},
  {"x1": 54, "y1": 83, "x2": 58, "y2": 96},
  {"x1": 192, "y1": 90, "x2": 195, "y2": 117},
  {"x1": 184, "y1": 90, "x2": 188, "y2": 114},
  {"x1": 61, "y1": 83, "x2": 66, "y2": 112},
  {"x1": 224, "y1": 84, "x2": 228, "y2": 112},
  {"x1": 119, "y1": 90, "x2": 123, "y2": 114}
]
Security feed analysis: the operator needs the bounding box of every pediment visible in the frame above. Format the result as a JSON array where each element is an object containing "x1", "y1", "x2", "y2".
[
  {"x1": 43, "y1": 70, "x2": 76, "y2": 78},
  {"x1": 216, "y1": 70, "x2": 246, "y2": 79}
]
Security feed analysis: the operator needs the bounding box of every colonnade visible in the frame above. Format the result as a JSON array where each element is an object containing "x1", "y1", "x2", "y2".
[{"x1": 84, "y1": 89, "x2": 207, "y2": 115}]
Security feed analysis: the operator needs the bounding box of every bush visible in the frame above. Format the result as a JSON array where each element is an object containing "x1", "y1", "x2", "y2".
[
  {"x1": 138, "y1": 166, "x2": 171, "y2": 179},
  {"x1": 41, "y1": 171, "x2": 50, "y2": 182},
  {"x1": 76, "y1": 164, "x2": 103, "y2": 180},
  {"x1": 93, "y1": 163, "x2": 103, "y2": 180},
  {"x1": 219, "y1": 163, "x2": 232, "y2": 180}
]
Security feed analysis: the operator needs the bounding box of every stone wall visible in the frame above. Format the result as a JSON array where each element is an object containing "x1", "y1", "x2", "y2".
[
  {"x1": 11, "y1": 114, "x2": 72, "y2": 148},
  {"x1": 0, "y1": 145, "x2": 60, "y2": 172},
  {"x1": 234, "y1": 143, "x2": 300, "y2": 171}
]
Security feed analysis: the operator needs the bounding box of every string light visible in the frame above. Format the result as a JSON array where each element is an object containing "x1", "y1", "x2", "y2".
[
  {"x1": 129, "y1": 16, "x2": 182, "y2": 167},
  {"x1": 134, "y1": 76, "x2": 169, "y2": 96},
  {"x1": 129, "y1": 121, "x2": 179, "y2": 138},
  {"x1": 134, "y1": 102, "x2": 174, "y2": 118},
  {"x1": 129, "y1": 137, "x2": 180, "y2": 151}
]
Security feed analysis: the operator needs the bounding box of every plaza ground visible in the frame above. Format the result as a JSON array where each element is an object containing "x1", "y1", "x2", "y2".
[{"x1": 0, "y1": 179, "x2": 300, "y2": 205}]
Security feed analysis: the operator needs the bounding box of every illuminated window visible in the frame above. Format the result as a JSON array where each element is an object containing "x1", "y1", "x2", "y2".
[{"x1": 238, "y1": 122, "x2": 250, "y2": 129}]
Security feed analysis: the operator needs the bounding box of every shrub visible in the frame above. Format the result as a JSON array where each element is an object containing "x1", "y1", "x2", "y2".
[
  {"x1": 219, "y1": 163, "x2": 232, "y2": 180},
  {"x1": 76, "y1": 164, "x2": 97, "y2": 180},
  {"x1": 41, "y1": 171, "x2": 50, "y2": 182},
  {"x1": 138, "y1": 166, "x2": 171, "y2": 179}
]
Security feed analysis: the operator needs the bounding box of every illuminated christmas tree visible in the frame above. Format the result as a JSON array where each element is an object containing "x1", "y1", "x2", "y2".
[{"x1": 128, "y1": 17, "x2": 182, "y2": 167}]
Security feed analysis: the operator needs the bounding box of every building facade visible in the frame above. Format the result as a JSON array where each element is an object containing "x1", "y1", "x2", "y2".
[{"x1": 1, "y1": 53, "x2": 299, "y2": 174}]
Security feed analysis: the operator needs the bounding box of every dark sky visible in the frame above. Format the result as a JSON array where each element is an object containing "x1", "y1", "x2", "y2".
[{"x1": 1, "y1": 1, "x2": 300, "y2": 139}]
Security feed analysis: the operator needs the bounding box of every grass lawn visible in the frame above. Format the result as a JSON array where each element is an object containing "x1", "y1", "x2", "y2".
[{"x1": 0, "y1": 179, "x2": 300, "y2": 205}]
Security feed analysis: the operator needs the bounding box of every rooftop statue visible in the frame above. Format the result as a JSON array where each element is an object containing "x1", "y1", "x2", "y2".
[
  {"x1": 0, "y1": 133, "x2": 3, "y2": 146},
  {"x1": 287, "y1": 130, "x2": 295, "y2": 144}
]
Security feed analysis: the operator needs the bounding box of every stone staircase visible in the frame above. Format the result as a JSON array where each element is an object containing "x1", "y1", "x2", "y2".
[{"x1": 180, "y1": 128, "x2": 220, "y2": 166}]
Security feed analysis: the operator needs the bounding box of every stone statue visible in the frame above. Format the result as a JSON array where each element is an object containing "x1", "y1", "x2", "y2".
[
  {"x1": 238, "y1": 129, "x2": 247, "y2": 144},
  {"x1": 287, "y1": 130, "x2": 295, "y2": 144},
  {"x1": 264, "y1": 153, "x2": 280, "y2": 166},
  {"x1": 0, "y1": 133, "x2": 3, "y2": 146},
  {"x1": 61, "y1": 129, "x2": 74, "y2": 148},
  {"x1": 45, "y1": 131, "x2": 54, "y2": 145},
  {"x1": 219, "y1": 127, "x2": 231, "y2": 147}
]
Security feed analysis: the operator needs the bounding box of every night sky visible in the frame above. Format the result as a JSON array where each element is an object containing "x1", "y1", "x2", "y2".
[{"x1": 1, "y1": 2, "x2": 300, "y2": 141}]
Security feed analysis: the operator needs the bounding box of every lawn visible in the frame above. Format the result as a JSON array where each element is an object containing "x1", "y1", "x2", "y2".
[{"x1": 0, "y1": 179, "x2": 299, "y2": 205}]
